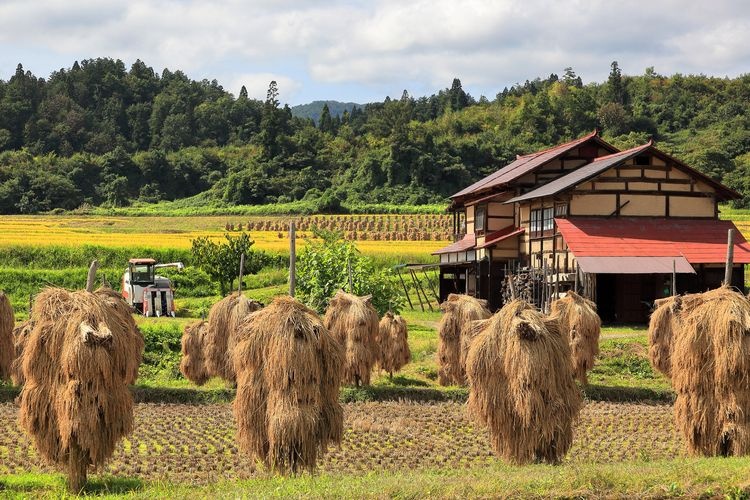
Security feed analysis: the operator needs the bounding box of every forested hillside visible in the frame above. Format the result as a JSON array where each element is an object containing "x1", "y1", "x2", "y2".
[
  {"x1": 0, "y1": 59, "x2": 748, "y2": 214},
  {"x1": 290, "y1": 101, "x2": 361, "y2": 124}
]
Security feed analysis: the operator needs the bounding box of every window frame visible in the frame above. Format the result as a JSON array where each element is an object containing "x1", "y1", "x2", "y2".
[{"x1": 474, "y1": 204, "x2": 487, "y2": 236}]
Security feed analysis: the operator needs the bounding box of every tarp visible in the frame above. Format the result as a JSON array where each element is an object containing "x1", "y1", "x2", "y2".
[{"x1": 576, "y1": 256, "x2": 695, "y2": 274}]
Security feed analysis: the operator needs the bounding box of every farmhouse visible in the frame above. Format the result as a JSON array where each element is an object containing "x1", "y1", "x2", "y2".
[{"x1": 435, "y1": 130, "x2": 750, "y2": 322}]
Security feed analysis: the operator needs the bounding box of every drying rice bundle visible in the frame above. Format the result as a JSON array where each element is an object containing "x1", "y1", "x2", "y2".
[
  {"x1": 647, "y1": 291, "x2": 717, "y2": 378},
  {"x1": 550, "y1": 291, "x2": 601, "y2": 385},
  {"x1": 672, "y1": 287, "x2": 750, "y2": 456},
  {"x1": 648, "y1": 295, "x2": 687, "y2": 378},
  {"x1": 466, "y1": 299, "x2": 582, "y2": 464},
  {"x1": 94, "y1": 286, "x2": 143, "y2": 384},
  {"x1": 323, "y1": 291, "x2": 379, "y2": 386},
  {"x1": 18, "y1": 287, "x2": 144, "y2": 492},
  {"x1": 180, "y1": 321, "x2": 210, "y2": 386},
  {"x1": 232, "y1": 296, "x2": 344, "y2": 473},
  {"x1": 459, "y1": 319, "x2": 490, "y2": 373},
  {"x1": 377, "y1": 312, "x2": 410, "y2": 376},
  {"x1": 10, "y1": 321, "x2": 32, "y2": 386},
  {"x1": 205, "y1": 293, "x2": 262, "y2": 382},
  {"x1": 0, "y1": 292, "x2": 13, "y2": 381},
  {"x1": 437, "y1": 294, "x2": 491, "y2": 386}
]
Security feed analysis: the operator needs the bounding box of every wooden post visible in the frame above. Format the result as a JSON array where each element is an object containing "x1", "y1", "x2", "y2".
[
  {"x1": 724, "y1": 229, "x2": 735, "y2": 286},
  {"x1": 347, "y1": 256, "x2": 354, "y2": 293},
  {"x1": 672, "y1": 259, "x2": 677, "y2": 296},
  {"x1": 237, "y1": 253, "x2": 245, "y2": 293},
  {"x1": 574, "y1": 263, "x2": 579, "y2": 293},
  {"x1": 85, "y1": 260, "x2": 98, "y2": 293},
  {"x1": 542, "y1": 259, "x2": 548, "y2": 313},
  {"x1": 68, "y1": 441, "x2": 87, "y2": 493},
  {"x1": 508, "y1": 274, "x2": 517, "y2": 300},
  {"x1": 289, "y1": 221, "x2": 296, "y2": 297},
  {"x1": 397, "y1": 268, "x2": 414, "y2": 310}
]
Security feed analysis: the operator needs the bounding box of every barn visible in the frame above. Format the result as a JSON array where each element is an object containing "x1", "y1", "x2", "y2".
[{"x1": 434, "y1": 130, "x2": 750, "y2": 322}]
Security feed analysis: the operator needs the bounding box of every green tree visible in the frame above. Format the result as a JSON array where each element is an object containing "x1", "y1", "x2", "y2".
[
  {"x1": 190, "y1": 233, "x2": 266, "y2": 295},
  {"x1": 319, "y1": 103, "x2": 334, "y2": 133},
  {"x1": 297, "y1": 229, "x2": 404, "y2": 315},
  {"x1": 607, "y1": 61, "x2": 625, "y2": 105}
]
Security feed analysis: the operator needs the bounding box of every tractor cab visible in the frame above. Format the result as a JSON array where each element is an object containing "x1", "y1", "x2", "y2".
[{"x1": 122, "y1": 258, "x2": 183, "y2": 317}]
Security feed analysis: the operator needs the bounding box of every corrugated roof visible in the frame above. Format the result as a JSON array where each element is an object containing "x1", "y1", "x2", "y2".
[
  {"x1": 451, "y1": 130, "x2": 612, "y2": 201},
  {"x1": 476, "y1": 226, "x2": 525, "y2": 249},
  {"x1": 507, "y1": 142, "x2": 652, "y2": 203},
  {"x1": 576, "y1": 256, "x2": 695, "y2": 274},
  {"x1": 432, "y1": 233, "x2": 476, "y2": 255},
  {"x1": 556, "y1": 217, "x2": 750, "y2": 264}
]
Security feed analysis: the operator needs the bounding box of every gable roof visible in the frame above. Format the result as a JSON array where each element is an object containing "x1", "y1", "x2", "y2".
[
  {"x1": 450, "y1": 130, "x2": 617, "y2": 205},
  {"x1": 507, "y1": 141, "x2": 741, "y2": 204},
  {"x1": 506, "y1": 142, "x2": 652, "y2": 203},
  {"x1": 432, "y1": 233, "x2": 476, "y2": 255}
]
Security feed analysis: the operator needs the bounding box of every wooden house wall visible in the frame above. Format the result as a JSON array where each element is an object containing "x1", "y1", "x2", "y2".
[
  {"x1": 569, "y1": 154, "x2": 717, "y2": 219},
  {"x1": 517, "y1": 153, "x2": 720, "y2": 275}
]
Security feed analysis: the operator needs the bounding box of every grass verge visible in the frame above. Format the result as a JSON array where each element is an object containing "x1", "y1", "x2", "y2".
[{"x1": 1, "y1": 458, "x2": 749, "y2": 498}]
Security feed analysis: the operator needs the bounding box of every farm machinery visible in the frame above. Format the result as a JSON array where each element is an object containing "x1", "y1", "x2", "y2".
[{"x1": 121, "y1": 258, "x2": 184, "y2": 317}]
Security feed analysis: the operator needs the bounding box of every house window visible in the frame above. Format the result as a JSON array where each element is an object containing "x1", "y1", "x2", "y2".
[
  {"x1": 542, "y1": 207, "x2": 554, "y2": 233},
  {"x1": 555, "y1": 204, "x2": 568, "y2": 217},
  {"x1": 530, "y1": 209, "x2": 541, "y2": 236},
  {"x1": 475, "y1": 205, "x2": 487, "y2": 235},
  {"x1": 635, "y1": 155, "x2": 650, "y2": 166},
  {"x1": 531, "y1": 207, "x2": 555, "y2": 237}
]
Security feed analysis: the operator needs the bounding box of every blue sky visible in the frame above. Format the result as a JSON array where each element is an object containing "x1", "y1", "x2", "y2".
[{"x1": 1, "y1": 0, "x2": 749, "y2": 105}]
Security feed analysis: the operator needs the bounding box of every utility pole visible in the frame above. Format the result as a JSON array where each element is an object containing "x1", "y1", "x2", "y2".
[{"x1": 289, "y1": 221, "x2": 296, "y2": 297}]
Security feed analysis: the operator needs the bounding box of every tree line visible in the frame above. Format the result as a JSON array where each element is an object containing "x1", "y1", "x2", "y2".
[{"x1": 1, "y1": 59, "x2": 749, "y2": 213}]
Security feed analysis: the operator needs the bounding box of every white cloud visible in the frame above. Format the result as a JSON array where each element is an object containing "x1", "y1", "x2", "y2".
[
  {"x1": 0, "y1": 0, "x2": 748, "y2": 102},
  {"x1": 227, "y1": 73, "x2": 302, "y2": 101}
]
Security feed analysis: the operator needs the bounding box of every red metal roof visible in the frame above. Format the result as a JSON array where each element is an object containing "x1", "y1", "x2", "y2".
[
  {"x1": 476, "y1": 226, "x2": 525, "y2": 249},
  {"x1": 451, "y1": 130, "x2": 616, "y2": 202},
  {"x1": 432, "y1": 234, "x2": 476, "y2": 255},
  {"x1": 556, "y1": 217, "x2": 750, "y2": 264}
]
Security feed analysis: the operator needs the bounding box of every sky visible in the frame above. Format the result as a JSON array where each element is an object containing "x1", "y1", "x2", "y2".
[{"x1": 0, "y1": 0, "x2": 748, "y2": 106}]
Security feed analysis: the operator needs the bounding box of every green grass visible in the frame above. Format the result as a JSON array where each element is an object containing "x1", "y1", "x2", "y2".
[
  {"x1": 589, "y1": 335, "x2": 671, "y2": 395},
  {"x1": 83, "y1": 197, "x2": 449, "y2": 217},
  {"x1": 2, "y1": 458, "x2": 749, "y2": 498}
]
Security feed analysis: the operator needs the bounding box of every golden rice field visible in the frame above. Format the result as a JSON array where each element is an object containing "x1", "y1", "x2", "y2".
[{"x1": 0, "y1": 215, "x2": 450, "y2": 256}]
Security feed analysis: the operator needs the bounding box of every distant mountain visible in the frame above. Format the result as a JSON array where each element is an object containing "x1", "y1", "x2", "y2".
[{"x1": 291, "y1": 100, "x2": 362, "y2": 124}]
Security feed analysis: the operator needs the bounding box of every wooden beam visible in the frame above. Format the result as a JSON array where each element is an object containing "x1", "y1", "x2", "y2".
[{"x1": 725, "y1": 229, "x2": 735, "y2": 286}]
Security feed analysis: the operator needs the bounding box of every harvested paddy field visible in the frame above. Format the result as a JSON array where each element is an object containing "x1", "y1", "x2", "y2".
[{"x1": 0, "y1": 400, "x2": 681, "y2": 484}]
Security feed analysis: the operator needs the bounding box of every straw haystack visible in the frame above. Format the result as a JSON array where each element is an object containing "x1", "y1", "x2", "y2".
[
  {"x1": 670, "y1": 287, "x2": 750, "y2": 456},
  {"x1": 647, "y1": 291, "x2": 713, "y2": 378},
  {"x1": 10, "y1": 321, "x2": 32, "y2": 386},
  {"x1": 648, "y1": 295, "x2": 683, "y2": 378},
  {"x1": 377, "y1": 312, "x2": 410, "y2": 377},
  {"x1": 323, "y1": 291, "x2": 379, "y2": 386},
  {"x1": 459, "y1": 319, "x2": 490, "y2": 373},
  {"x1": 232, "y1": 296, "x2": 344, "y2": 473},
  {"x1": 204, "y1": 293, "x2": 263, "y2": 382},
  {"x1": 18, "y1": 287, "x2": 144, "y2": 492},
  {"x1": 550, "y1": 291, "x2": 601, "y2": 385},
  {"x1": 180, "y1": 320, "x2": 210, "y2": 386},
  {"x1": 94, "y1": 286, "x2": 143, "y2": 384},
  {"x1": 466, "y1": 299, "x2": 582, "y2": 464},
  {"x1": 0, "y1": 292, "x2": 13, "y2": 382},
  {"x1": 437, "y1": 294, "x2": 491, "y2": 386}
]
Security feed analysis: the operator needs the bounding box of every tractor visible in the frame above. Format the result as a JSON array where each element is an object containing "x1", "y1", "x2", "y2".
[{"x1": 121, "y1": 258, "x2": 184, "y2": 317}]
